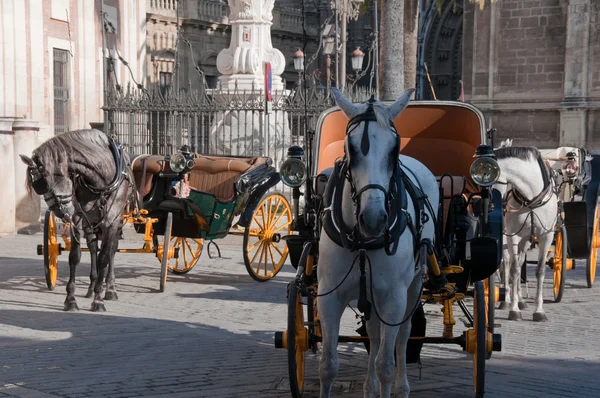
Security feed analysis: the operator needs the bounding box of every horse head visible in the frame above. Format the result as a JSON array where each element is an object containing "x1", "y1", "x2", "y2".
[
  {"x1": 20, "y1": 152, "x2": 75, "y2": 222},
  {"x1": 331, "y1": 88, "x2": 414, "y2": 239}
]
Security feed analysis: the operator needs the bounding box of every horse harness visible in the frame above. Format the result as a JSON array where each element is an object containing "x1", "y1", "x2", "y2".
[
  {"x1": 503, "y1": 154, "x2": 558, "y2": 243},
  {"x1": 28, "y1": 136, "x2": 129, "y2": 232},
  {"x1": 321, "y1": 97, "x2": 431, "y2": 321}
]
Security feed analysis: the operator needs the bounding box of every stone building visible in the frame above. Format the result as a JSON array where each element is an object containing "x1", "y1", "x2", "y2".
[
  {"x1": 0, "y1": 0, "x2": 146, "y2": 236},
  {"x1": 461, "y1": 0, "x2": 600, "y2": 150}
]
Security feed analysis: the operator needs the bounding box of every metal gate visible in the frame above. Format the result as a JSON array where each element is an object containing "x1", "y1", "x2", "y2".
[{"x1": 53, "y1": 48, "x2": 70, "y2": 133}]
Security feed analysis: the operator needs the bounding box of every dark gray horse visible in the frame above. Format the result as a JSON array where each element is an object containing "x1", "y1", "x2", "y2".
[{"x1": 20, "y1": 129, "x2": 135, "y2": 312}]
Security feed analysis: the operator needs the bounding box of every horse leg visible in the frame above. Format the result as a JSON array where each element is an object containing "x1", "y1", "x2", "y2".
[
  {"x1": 85, "y1": 235, "x2": 98, "y2": 299},
  {"x1": 64, "y1": 227, "x2": 81, "y2": 311},
  {"x1": 498, "y1": 246, "x2": 511, "y2": 310},
  {"x1": 516, "y1": 252, "x2": 528, "y2": 310},
  {"x1": 363, "y1": 318, "x2": 381, "y2": 398},
  {"x1": 91, "y1": 228, "x2": 118, "y2": 312},
  {"x1": 533, "y1": 233, "x2": 553, "y2": 322},
  {"x1": 393, "y1": 274, "x2": 422, "y2": 398},
  {"x1": 104, "y1": 229, "x2": 120, "y2": 301},
  {"x1": 318, "y1": 294, "x2": 344, "y2": 398},
  {"x1": 508, "y1": 237, "x2": 523, "y2": 321}
]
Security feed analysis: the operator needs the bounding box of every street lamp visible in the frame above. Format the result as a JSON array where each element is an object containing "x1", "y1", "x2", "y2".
[
  {"x1": 322, "y1": 33, "x2": 336, "y2": 93},
  {"x1": 293, "y1": 49, "x2": 304, "y2": 86},
  {"x1": 351, "y1": 47, "x2": 364, "y2": 73},
  {"x1": 351, "y1": 47, "x2": 365, "y2": 90}
]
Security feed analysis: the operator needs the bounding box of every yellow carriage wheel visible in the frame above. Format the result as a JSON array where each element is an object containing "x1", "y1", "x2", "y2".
[
  {"x1": 243, "y1": 193, "x2": 292, "y2": 282},
  {"x1": 287, "y1": 282, "x2": 306, "y2": 397},
  {"x1": 552, "y1": 227, "x2": 567, "y2": 303},
  {"x1": 483, "y1": 277, "x2": 495, "y2": 360},
  {"x1": 586, "y1": 205, "x2": 599, "y2": 288},
  {"x1": 43, "y1": 210, "x2": 60, "y2": 291},
  {"x1": 472, "y1": 280, "x2": 486, "y2": 397},
  {"x1": 168, "y1": 237, "x2": 203, "y2": 275}
]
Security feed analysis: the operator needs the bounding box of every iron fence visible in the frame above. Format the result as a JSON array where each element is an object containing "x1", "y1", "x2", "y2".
[{"x1": 103, "y1": 82, "x2": 375, "y2": 167}]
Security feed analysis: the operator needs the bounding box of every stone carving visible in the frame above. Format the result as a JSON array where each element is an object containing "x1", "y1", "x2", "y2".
[
  {"x1": 262, "y1": 0, "x2": 274, "y2": 22},
  {"x1": 228, "y1": 0, "x2": 255, "y2": 20},
  {"x1": 216, "y1": 48, "x2": 235, "y2": 75}
]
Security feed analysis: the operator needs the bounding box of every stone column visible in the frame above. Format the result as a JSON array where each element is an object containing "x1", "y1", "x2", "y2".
[
  {"x1": 216, "y1": 0, "x2": 285, "y2": 91},
  {"x1": 13, "y1": 119, "x2": 41, "y2": 234},
  {"x1": 210, "y1": 0, "x2": 291, "y2": 160},
  {"x1": 0, "y1": 118, "x2": 16, "y2": 237},
  {"x1": 559, "y1": 0, "x2": 591, "y2": 147}
]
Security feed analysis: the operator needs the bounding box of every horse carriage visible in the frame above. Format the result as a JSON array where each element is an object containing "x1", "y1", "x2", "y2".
[
  {"x1": 273, "y1": 90, "x2": 505, "y2": 397},
  {"x1": 512, "y1": 146, "x2": 600, "y2": 303},
  {"x1": 37, "y1": 145, "x2": 291, "y2": 293}
]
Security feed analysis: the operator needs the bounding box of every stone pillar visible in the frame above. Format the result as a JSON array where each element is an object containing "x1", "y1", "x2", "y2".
[
  {"x1": 0, "y1": 118, "x2": 16, "y2": 237},
  {"x1": 559, "y1": 0, "x2": 591, "y2": 147},
  {"x1": 13, "y1": 119, "x2": 41, "y2": 234},
  {"x1": 216, "y1": 0, "x2": 285, "y2": 91},
  {"x1": 210, "y1": 0, "x2": 291, "y2": 159}
]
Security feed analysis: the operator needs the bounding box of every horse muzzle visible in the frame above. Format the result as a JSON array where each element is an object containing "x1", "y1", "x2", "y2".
[{"x1": 358, "y1": 207, "x2": 388, "y2": 239}]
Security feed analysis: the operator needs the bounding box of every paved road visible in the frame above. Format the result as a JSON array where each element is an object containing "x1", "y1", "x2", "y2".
[{"x1": 0, "y1": 225, "x2": 599, "y2": 398}]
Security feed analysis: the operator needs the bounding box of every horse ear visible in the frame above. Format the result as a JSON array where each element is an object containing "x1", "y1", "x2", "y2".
[
  {"x1": 331, "y1": 87, "x2": 361, "y2": 120},
  {"x1": 386, "y1": 88, "x2": 416, "y2": 120},
  {"x1": 19, "y1": 154, "x2": 36, "y2": 168}
]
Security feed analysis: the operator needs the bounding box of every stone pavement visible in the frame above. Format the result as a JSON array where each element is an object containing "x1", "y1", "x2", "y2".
[{"x1": 0, "y1": 226, "x2": 599, "y2": 398}]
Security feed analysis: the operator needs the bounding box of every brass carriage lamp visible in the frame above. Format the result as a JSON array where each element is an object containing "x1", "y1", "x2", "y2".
[
  {"x1": 470, "y1": 144, "x2": 500, "y2": 187},
  {"x1": 562, "y1": 151, "x2": 579, "y2": 178},
  {"x1": 169, "y1": 145, "x2": 195, "y2": 173},
  {"x1": 280, "y1": 146, "x2": 307, "y2": 188}
]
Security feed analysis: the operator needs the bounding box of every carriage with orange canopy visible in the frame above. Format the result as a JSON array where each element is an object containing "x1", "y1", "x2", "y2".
[{"x1": 273, "y1": 99, "x2": 506, "y2": 397}]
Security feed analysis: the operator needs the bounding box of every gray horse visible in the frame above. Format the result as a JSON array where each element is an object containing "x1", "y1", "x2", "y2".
[{"x1": 20, "y1": 129, "x2": 135, "y2": 312}]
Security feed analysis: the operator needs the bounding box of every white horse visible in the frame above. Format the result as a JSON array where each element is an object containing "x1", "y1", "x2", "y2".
[
  {"x1": 493, "y1": 146, "x2": 558, "y2": 321},
  {"x1": 498, "y1": 138, "x2": 513, "y2": 148},
  {"x1": 317, "y1": 88, "x2": 439, "y2": 397}
]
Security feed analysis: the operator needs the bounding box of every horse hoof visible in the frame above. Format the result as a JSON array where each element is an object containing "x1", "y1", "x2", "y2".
[
  {"x1": 498, "y1": 302, "x2": 509, "y2": 310},
  {"x1": 518, "y1": 302, "x2": 528, "y2": 310},
  {"x1": 533, "y1": 312, "x2": 548, "y2": 322},
  {"x1": 85, "y1": 289, "x2": 94, "y2": 299},
  {"x1": 63, "y1": 302, "x2": 79, "y2": 312},
  {"x1": 508, "y1": 310, "x2": 522, "y2": 321},
  {"x1": 91, "y1": 303, "x2": 106, "y2": 312},
  {"x1": 104, "y1": 291, "x2": 118, "y2": 301}
]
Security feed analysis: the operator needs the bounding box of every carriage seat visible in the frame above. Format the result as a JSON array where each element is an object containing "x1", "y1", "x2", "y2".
[
  {"x1": 131, "y1": 154, "x2": 269, "y2": 202},
  {"x1": 436, "y1": 175, "x2": 476, "y2": 235}
]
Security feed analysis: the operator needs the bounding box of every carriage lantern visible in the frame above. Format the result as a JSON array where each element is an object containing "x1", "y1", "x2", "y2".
[
  {"x1": 560, "y1": 151, "x2": 579, "y2": 178},
  {"x1": 280, "y1": 146, "x2": 307, "y2": 188},
  {"x1": 169, "y1": 146, "x2": 195, "y2": 173},
  {"x1": 470, "y1": 144, "x2": 500, "y2": 187}
]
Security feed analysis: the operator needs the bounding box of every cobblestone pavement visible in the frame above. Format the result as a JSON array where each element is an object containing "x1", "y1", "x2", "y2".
[{"x1": 0, "y1": 225, "x2": 599, "y2": 398}]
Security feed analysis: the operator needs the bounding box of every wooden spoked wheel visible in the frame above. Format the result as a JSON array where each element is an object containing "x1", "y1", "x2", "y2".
[
  {"x1": 168, "y1": 237, "x2": 203, "y2": 274},
  {"x1": 43, "y1": 210, "x2": 60, "y2": 291},
  {"x1": 287, "y1": 282, "x2": 306, "y2": 397},
  {"x1": 483, "y1": 277, "x2": 495, "y2": 360},
  {"x1": 587, "y1": 204, "x2": 599, "y2": 288},
  {"x1": 473, "y1": 280, "x2": 486, "y2": 397},
  {"x1": 552, "y1": 226, "x2": 567, "y2": 303},
  {"x1": 159, "y1": 212, "x2": 173, "y2": 292},
  {"x1": 243, "y1": 193, "x2": 292, "y2": 282}
]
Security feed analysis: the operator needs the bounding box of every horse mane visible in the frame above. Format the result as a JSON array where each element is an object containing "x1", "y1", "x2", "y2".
[
  {"x1": 494, "y1": 146, "x2": 542, "y2": 162},
  {"x1": 32, "y1": 129, "x2": 115, "y2": 183}
]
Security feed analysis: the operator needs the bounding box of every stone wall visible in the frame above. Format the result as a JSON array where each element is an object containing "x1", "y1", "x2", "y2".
[{"x1": 462, "y1": 0, "x2": 600, "y2": 151}]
